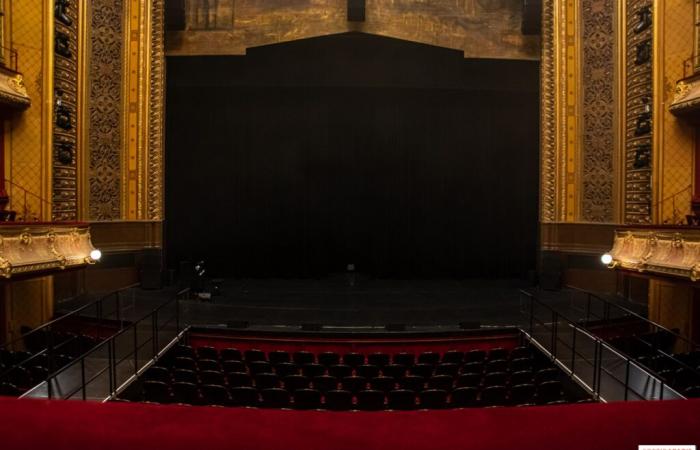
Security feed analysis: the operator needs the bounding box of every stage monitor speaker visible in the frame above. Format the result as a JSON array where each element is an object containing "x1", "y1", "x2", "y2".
[
  {"x1": 165, "y1": 0, "x2": 186, "y2": 31},
  {"x1": 522, "y1": 0, "x2": 542, "y2": 35},
  {"x1": 138, "y1": 248, "x2": 163, "y2": 290},
  {"x1": 347, "y1": 0, "x2": 366, "y2": 22},
  {"x1": 459, "y1": 321, "x2": 481, "y2": 330},
  {"x1": 539, "y1": 251, "x2": 562, "y2": 291},
  {"x1": 385, "y1": 324, "x2": 406, "y2": 332},
  {"x1": 301, "y1": 323, "x2": 323, "y2": 331}
]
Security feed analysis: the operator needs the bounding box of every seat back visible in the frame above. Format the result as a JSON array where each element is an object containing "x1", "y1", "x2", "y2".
[
  {"x1": 325, "y1": 389, "x2": 353, "y2": 411},
  {"x1": 419, "y1": 389, "x2": 448, "y2": 409},
  {"x1": 230, "y1": 386, "x2": 259, "y2": 406},
  {"x1": 357, "y1": 389, "x2": 385, "y2": 411},
  {"x1": 293, "y1": 388, "x2": 321, "y2": 410},
  {"x1": 387, "y1": 389, "x2": 416, "y2": 410},
  {"x1": 261, "y1": 388, "x2": 290, "y2": 408}
]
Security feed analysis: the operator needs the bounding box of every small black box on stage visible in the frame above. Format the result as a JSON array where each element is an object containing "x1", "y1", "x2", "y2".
[
  {"x1": 459, "y1": 321, "x2": 481, "y2": 330},
  {"x1": 227, "y1": 321, "x2": 249, "y2": 329},
  {"x1": 385, "y1": 324, "x2": 406, "y2": 332},
  {"x1": 301, "y1": 323, "x2": 323, "y2": 331}
]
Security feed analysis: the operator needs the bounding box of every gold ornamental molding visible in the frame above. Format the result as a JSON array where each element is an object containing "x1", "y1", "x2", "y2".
[
  {"x1": 607, "y1": 229, "x2": 700, "y2": 282},
  {"x1": 0, "y1": 224, "x2": 99, "y2": 279},
  {"x1": 0, "y1": 68, "x2": 30, "y2": 110},
  {"x1": 669, "y1": 74, "x2": 700, "y2": 117}
]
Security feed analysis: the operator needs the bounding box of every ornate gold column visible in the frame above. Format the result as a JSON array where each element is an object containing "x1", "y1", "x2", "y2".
[
  {"x1": 541, "y1": 0, "x2": 580, "y2": 223},
  {"x1": 122, "y1": 0, "x2": 163, "y2": 221}
]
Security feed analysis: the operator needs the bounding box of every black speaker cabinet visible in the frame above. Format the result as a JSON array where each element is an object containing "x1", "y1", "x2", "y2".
[
  {"x1": 522, "y1": 0, "x2": 542, "y2": 35},
  {"x1": 138, "y1": 248, "x2": 163, "y2": 290},
  {"x1": 165, "y1": 0, "x2": 186, "y2": 31},
  {"x1": 347, "y1": 0, "x2": 366, "y2": 22},
  {"x1": 539, "y1": 251, "x2": 563, "y2": 291}
]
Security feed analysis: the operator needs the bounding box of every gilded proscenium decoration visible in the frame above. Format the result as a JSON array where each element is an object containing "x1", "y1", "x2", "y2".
[
  {"x1": 623, "y1": 0, "x2": 654, "y2": 224},
  {"x1": 540, "y1": 0, "x2": 557, "y2": 222},
  {"x1": 607, "y1": 230, "x2": 700, "y2": 282},
  {"x1": 53, "y1": 0, "x2": 80, "y2": 221},
  {"x1": 167, "y1": 0, "x2": 540, "y2": 60},
  {"x1": 540, "y1": 0, "x2": 578, "y2": 222},
  {"x1": 580, "y1": 0, "x2": 616, "y2": 223},
  {"x1": 148, "y1": 0, "x2": 165, "y2": 221},
  {"x1": 88, "y1": 0, "x2": 124, "y2": 220},
  {"x1": 0, "y1": 224, "x2": 98, "y2": 278}
]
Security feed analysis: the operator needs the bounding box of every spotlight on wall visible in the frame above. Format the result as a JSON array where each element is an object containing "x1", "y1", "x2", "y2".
[
  {"x1": 601, "y1": 253, "x2": 613, "y2": 265},
  {"x1": 90, "y1": 249, "x2": 102, "y2": 261}
]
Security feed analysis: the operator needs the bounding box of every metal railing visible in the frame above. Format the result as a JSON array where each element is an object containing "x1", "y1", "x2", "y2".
[
  {"x1": 2, "y1": 178, "x2": 54, "y2": 221},
  {"x1": 520, "y1": 290, "x2": 684, "y2": 402},
  {"x1": 562, "y1": 285, "x2": 700, "y2": 395},
  {"x1": 565, "y1": 285, "x2": 699, "y2": 353},
  {"x1": 0, "y1": 285, "x2": 139, "y2": 383},
  {"x1": 23, "y1": 288, "x2": 189, "y2": 401}
]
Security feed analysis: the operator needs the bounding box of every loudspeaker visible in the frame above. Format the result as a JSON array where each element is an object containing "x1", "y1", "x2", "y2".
[
  {"x1": 165, "y1": 0, "x2": 186, "y2": 31},
  {"x1": 459, "y1": 322, "x2": 481, "y2": 330},
  {"x1": 138, "y1": 248, "x2": 163, "y2": 290},
  {"x1": 347, "y1": 0, "x2": 365, "y2": 22},
  {"x1": 522, "y1": 0, "x2": 542, "y2": 35},
  {"x1": 301, "y1": 323, "x2": 323, "y2": 331},
  {"x1": 539, "y1": 251, "x2": 562, "y2": 291},
  {"x1": 385, "y1": 324, "x2": 406, "y2": 332}
]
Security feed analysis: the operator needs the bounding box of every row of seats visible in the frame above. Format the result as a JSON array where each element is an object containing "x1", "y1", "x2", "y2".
[
  {"x1": 144, "y1": 365, "x2": 561, "y2": 392},
  {"x1": 131, "y1": 344, "x2": 589, "y2": 408},
  {"x1": 141, "y1": 381, "x2": 568, "y2": 409},
  {"x1": 608, "y1": 334, "x2": 700, "y2": 398},
  {"x1": 0, "y1": 333, "x2": 102, "y2": 396},
  {"x1": 168, "y1": 345, "x2": 531, "y2": 366}
]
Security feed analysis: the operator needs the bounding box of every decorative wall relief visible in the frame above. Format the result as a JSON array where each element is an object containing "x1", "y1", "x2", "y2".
[
  {"x1": 540, "y1": 0, "x2": 557, "y2": 222},
  {"x1": 624, "y1": 0, "x2": 654, "y2": 224},
  {"x1": 52, "y1": 0, "x2": 79, "y2": 221},
  {"x1": 148, "y1": 0, "x2": 165, "y2": 221},
  {"x1": 88, "y1": 0, "x2": 124, "y2": 220},
  {"x1": 580, "y1": 0, "x2": 615, "y2": 223}
]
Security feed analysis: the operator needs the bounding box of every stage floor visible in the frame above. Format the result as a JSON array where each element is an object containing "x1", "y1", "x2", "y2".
[{"x1": 177, "y1": 277, "x2": 538, "y2": 329}]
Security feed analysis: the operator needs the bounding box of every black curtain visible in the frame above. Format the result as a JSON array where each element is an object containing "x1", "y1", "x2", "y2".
[{"x1": 165, "y1": 33, "x2": 540, "y2": 278}]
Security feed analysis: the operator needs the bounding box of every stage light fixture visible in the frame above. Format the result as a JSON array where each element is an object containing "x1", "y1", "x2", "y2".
[
  {"x1": 601, "y1": 253, "x2": 613, "y2": 265},
  {"x1": 90, "y1": 249, "x2": 102, "y2": 261}
]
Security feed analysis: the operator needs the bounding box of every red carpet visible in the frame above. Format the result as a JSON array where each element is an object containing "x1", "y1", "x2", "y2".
[{"x1": 0, "y1": 398, "x2": 698, "y2": 450}]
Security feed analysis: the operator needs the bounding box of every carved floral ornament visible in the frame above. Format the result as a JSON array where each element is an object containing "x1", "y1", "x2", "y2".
[
  {"x1": 0, "y1": 225, "x2": 99, "y2": 278},
  {"x1": 607, "y1": 230, "x2": 700, "y2": 282}
]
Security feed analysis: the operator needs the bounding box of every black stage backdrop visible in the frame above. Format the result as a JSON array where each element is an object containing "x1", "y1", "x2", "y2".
[{"x1": 165, "y1": 32, "x2": 539, "y2": 278}]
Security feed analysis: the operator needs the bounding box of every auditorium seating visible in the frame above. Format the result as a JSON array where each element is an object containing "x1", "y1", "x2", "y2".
[
  {"x1": 607, "y1": 333, "x2": 700, "y2": 397},
  {"x1": 129, "y1": 344, "x2": 587, "y2": 409},
  {"x1": 0, "y1": 332, "x2": 103, "y2": 396}
]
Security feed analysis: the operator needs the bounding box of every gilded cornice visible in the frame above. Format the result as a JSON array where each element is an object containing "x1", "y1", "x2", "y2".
[
  {"x1": 0, "y1": 224, "x2": 98, "y2": 278},
  {"x1": 608, "y1": 229, "x2": 700, "y2": 282}
]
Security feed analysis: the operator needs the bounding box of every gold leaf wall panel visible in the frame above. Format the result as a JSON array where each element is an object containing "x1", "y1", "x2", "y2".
[
  {"x1": 6, "y1": 0, "x2": 51, "y2": 221},
  {"x1": 655, "y1": 0, "x2": 694, "y2": 225},
  {"x1": 167, "y1": 0, "x2": 540, "y2": 60}
]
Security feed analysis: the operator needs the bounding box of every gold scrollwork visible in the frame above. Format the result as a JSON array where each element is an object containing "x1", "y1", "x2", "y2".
[
  {"x1": 674, "y1": 81, "x2": 692, "y2": 103},
  {"x1": 8, "y1": 74, "x2": 28, "y2": 95}
]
